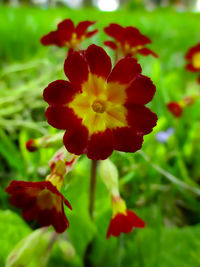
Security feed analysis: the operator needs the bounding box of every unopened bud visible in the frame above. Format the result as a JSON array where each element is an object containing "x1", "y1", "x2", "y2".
[
  {"x1": 26, "y1": 133, "x2": 63, "y2": 152},
  {"x1": 47, "y1": 147, "x2": 79, "y2": 190},
  {"x1": 6, "y1": 228, "x2": 55, "y2": 267},
  {"x1": 26, "y1": 139, "x2": 37, "y2": 152}
]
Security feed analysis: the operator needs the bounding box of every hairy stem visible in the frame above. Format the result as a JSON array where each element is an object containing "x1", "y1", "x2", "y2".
[{"x1": 89, "y1": 160, "x2": 98, "y2": 219}]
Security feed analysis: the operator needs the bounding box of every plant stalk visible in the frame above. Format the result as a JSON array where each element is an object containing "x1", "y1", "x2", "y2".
[{"x1": 89, "y1": 160, "x2": 98, "y2": 219}]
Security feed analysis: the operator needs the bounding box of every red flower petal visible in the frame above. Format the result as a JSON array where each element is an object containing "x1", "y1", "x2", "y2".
[
  {"x1": 126, "y1": 104, "x2": 157, "y2": 135},
  {"x1": 40, "y1": 31, "x2": 63, "y2": 47},
  {"x1": 52, "y1": 209, "x2": 69, "y2": 233},
  {"x1": 10, "y1": 193, "x2": 35, "y2": 209},
  {"x1": 22, "y1": 205, "x2": 39, "y2": 221},
  {"x1": 63, "y1": 125, "x2": 89, "y2": 155},
  {"x1": 64, "y1": 51, "x2": 89, "y2": 88},
  {"x1": 127, "y1": 210, "x2": 146, "y2": 228},
  {"x1": 186, "y1": 63, "x2": 199, "y2": 72},
  {"x1": 106, "y1": 210, "x2": 145, "y2": 238},
  {"x1": 87, "y1": 129, "x2": 113, "y2": 160},
  {"x1": 138, "y1": 47, "x2": 158, "y2": 58},
  {"x1": 112, "y1": 127, "x2": 143, "y2": 153},
  {"x1": 37, "y1": 209, "x2": 53, "y2": 227},
  {"x1": 104, "y1": 41, "x2": 117, "y2": 50},
  {"x1": 126, "y1": 75, "x2": 156, "y2": 105},
  {"x1": 185, "y1": 43, "x2": 200, "y2": 60},
  {"x1": 124, "y1": 26, "x2": 151, "y2": 47},
  {"x1": 76, "y1": 20, "x2": 95, "y2": 38},
  {"x1": 57, "y1": 19, "x2": 75, "y2": 43},
  {"x1": 45, "y1": 106, "x2": 80, "y2": 130},
  {"x1": 167, "y1": 102, "x2": 183, "y2": 117},
  {"x1": 85, "y1": 44, "x2": 112, "y2": 79},
  {"x1": 104, "y1": 23, "x2": 124, "y2": 42},
  {"x1": 107, "y1": 57, "x2": 141, "y2": 84},
  {"x1": 86, "y1": 29, "x2": 98, "y2": 38},
  {"x1": 43, "y1": 80, "x2": 78, "y2": 106}
]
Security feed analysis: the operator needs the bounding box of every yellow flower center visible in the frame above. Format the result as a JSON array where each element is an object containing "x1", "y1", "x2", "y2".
[
  {"x1": 66, "y1": 33, "x2": 81, "y2": 50},
  {"x1": 192, "y1": 52, "x2": 200, "y2": 69},
  {"x1": 68, "y1": 73, "x2": 128, "y2": 135},
  {"x1": 92, "y1": 100, "x2": 106, "y2": 113},
  {"x1": 37, "y1": 189, "x2": 62, "y2": 212},
  {"x1": 118, "y1": 41, "x2": 143, "y2": 56}
]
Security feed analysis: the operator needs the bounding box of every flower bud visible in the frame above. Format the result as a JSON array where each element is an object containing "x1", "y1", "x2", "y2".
[
  {"x1": 6, "y1": 228, "x2": 55, "y2": 267},
  {"x1": 47, "y1": 147, "x2": 79, "y2": 190},
  {"x1": 99, "y1": 159, "x2": 119, "y2": 196},
  {"x1": 26, "y1": 139, "x2": 37, "y2": 152},
  {"x1": 26, "y1": 133, "x2": 63, "y2": 152}
]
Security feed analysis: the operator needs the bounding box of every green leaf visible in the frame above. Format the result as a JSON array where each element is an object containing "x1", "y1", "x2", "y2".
[{"x1": 0, "y1": 210, "x2": 31, "y2": 266}]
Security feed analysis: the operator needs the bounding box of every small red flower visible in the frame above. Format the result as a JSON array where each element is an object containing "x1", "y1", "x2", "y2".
[
  {"x1": 185, "y1": 43, "x2": 200, "y2": 83},
  {"x1": 185, "y1": 43, "x2": 200, "y2": 72},
  {"x1": 107, "y1": 196, "x2": 145, "y2": 238},
  {"x1": 167, "y1": 102, "x2": 183, "y2": 117},
  {"x1": 41, "y1": 19, "x2": 98, "y2": 50},
  {"x1": 43, "y1": 44, "x2": 157, "y2": 160},
  {"x1": 6, "y1": 180, "x2": 72, "y2": 233},
  {"x1": 104, "y1": 23, "x2": 158, "y2": 59}
]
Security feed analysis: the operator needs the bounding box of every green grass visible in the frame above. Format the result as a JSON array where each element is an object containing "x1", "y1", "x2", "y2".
[{"x1": 0, "y1": 6, "x2": 200, "y2": 267}]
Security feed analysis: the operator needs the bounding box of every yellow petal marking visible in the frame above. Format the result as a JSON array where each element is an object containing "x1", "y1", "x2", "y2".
[
  {"x1": 68, "y1": 74, "x2": 128, "y2": 135},
  {"x1": 192, "y1": 52, "x2": 200, "y2": 69}
]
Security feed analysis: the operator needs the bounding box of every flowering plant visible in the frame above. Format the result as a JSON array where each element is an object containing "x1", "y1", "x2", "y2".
[{"x1": 6, "y1": 18, "x2": 158, "y2": 266}]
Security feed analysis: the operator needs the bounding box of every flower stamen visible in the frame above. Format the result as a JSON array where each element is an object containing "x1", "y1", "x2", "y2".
[{"x1": 92, "y1": 100, "x2": 105, "y2": 113}]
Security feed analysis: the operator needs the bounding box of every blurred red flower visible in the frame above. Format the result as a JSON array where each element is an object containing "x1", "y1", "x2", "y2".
[
  {"x1": 107, "y1": 196, "x2": 145, "y2": 238},
  {"x1": 6, "y1": 180, "x2": 72, "y2": 233},
  {"x1": 104, "y1": 23, "x2": 158, "y2": 59},
  {"x1": 167, "y1": 102, "x2": 183, "y2": 117},
  {"x1": 43, "y1": 44, "x2": 157, "y2": 160},
  {"x1": 41, "y1": 19, "x2": 98, "y2": 50},
  {"x1": 185, "y1": 42, "x2": 200, "y2": 83},
  {"x1": 26, "y1": 139, "x2": 37, "y2": 152}
]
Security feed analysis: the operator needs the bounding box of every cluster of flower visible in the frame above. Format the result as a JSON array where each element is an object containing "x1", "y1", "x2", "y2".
[
  {"x1": 6, "y1": 19, "x2": 159, "y2": 238},
  {"x1": 167, "y1": 42, "x2": 200, "y2": 118}
]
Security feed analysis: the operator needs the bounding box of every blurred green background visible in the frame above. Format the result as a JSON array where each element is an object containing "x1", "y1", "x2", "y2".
[{"x1": 0, "y1": 1, "x2": 200, "y2": 266}]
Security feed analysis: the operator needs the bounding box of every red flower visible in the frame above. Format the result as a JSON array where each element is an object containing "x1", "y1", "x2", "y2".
[
  {"x1": 6, "y1": 180, "x2": 72, "y2": 233},
  {"x1": 41, "y1": 19, "x2": 98, "y2": 50},
  {"x1": 167, "y1": 102, "x2": 183, "y2": 117},
  {"x1": 43, "y1": 44, "x2": 157, "y2": 160},
  {"x1": 185, "y1": 43, "x2": 200, "y2": 73},
  {"x1": 104, "y1": 23, "x2": 158, "y2": 59},
  {"x1": 106, "y1": 196, "x2": 145, "y2": 238}
]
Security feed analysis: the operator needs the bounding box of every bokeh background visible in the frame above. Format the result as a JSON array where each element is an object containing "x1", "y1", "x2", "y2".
[{"x1": 0, "y1": 0, "x2": 200, "y2": 266}]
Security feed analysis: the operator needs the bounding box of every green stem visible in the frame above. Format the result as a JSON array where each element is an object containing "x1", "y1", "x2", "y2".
[
  {"x1": 89, "y1": 160, "x2": 98, "y2": 219},
  {"x1": 83, "y1": 160, "x2": 98, "y2": 267}
]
